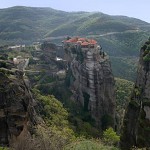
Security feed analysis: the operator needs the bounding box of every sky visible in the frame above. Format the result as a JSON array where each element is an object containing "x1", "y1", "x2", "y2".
[{"x1": 0, "y1": 0, "x2": 150, "y2": 23}]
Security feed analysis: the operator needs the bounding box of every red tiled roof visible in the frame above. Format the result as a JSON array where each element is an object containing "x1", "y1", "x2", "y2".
[
  {"x1": 64, "y1": 37, "x2": 97, "y2": 46},
  {"x1": 65, "y1": 37, "x2": 78, "y2": 43},
  {"x1": 81, "y1": 42, "x2": 89, "y2": 46},
  {"x1": 78, "y1": 38, "x2": 86, "y2": 41},
  {"x1": 65, "y1": 40, "x2": 71, "y2": 43},
  {"x1": 88, "y1": 39, "x2": 97, "y2": 44},
  {"x1": 77, "y1": 41, "x2": 82, "y2": 44}
]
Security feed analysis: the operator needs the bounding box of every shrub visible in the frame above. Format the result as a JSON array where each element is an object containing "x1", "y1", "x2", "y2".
[
  {"x1": 33, "y1": 91, "x2": 76, "y2": 145},
  {"x1": 103, "y1": 127, "x2": 120, "y2": 146},
  {"x1": 0, "y1": 147, "x2": 8, "y2": 150},
  {"x1": 64, "y1": 139, "x2": 119, "y2": 150},
  {"x1": 143, "y1": 54, "x2": 150, "y2": 62},
  {"x1": 0, "y1": 61, "x2": 6, "y2": 68}
]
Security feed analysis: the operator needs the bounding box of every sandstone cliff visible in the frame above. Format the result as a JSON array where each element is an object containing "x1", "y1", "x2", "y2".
[
  {"x1": 0, "y1": 60, "x2": 37, "y2": 146},
  {"x1": 63, "y1": 37, "x2": 116, "y2": 129},
  {"x1": 120, "y1": 39, "x2": 150, "y2": 149}
]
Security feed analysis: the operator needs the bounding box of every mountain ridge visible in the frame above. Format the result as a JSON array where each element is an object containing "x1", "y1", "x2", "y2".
[{"x1": 0, "y1": 6, "x2": 149, "y2": 57}]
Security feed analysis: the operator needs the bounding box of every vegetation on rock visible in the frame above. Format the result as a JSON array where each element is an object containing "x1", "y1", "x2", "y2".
[
  {"x1": 103, "y1": 127, "x2": 120, "y2": 146},
  {"x1": 64, "y1": 139, "x2": 118, "y2": 150}
]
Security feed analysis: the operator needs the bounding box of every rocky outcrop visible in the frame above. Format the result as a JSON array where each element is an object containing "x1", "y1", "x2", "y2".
[
  {"x1": 0, "y1": 60, "x2": 37, "y2": 146},
  {"x1": 120, "y1": 39, "x2": 150, "y2": 149},
  {"x1": 63, "y1": 37, "x2": 116, "y2": 129}
]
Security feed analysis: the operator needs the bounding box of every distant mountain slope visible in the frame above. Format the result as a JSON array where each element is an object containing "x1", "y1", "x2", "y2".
[{"x1": 0, "y1": 6, "x2": 149, "y2": 56}]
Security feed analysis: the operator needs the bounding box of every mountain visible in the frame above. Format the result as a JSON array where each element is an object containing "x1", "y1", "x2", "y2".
[
  {"x1": 0, "y1": 59, "x2": 37, "y2": 146},
  {"x1": 0, "y1": 44, "x2": 75, "y2": 149},
  {"x1": 0, "y1": 35, "x2": 118, "y2": 149},
  {"x1": 0, "y1": 6, "x2": 149, "y2": 57},
  {"x1": 120, "y1": 39, "x2": 150, "y2": 149},
  {"x1": 63, "y1": 37, "x2": 116, "y2": 130},
  {"x1": 0, "y1": 6, "x2": 150, "y2": 81}
]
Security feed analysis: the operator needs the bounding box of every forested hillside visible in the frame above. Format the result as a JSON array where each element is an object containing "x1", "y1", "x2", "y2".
[
  {"x1": 0, "y1": 6, "x2": 149, "y2": 81},
  {"x1": 0, "y1": 6, "x2": 149, "y2": 57}
]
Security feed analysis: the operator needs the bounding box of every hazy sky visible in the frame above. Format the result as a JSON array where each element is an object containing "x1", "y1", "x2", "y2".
[{"x1": 0, "y1": 0, "x2": 150, "y2": 23}]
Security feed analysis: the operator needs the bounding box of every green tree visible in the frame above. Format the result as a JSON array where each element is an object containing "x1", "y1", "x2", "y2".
[{"x1": 103, "y1": 127, "x2": 120, "y2": 146}]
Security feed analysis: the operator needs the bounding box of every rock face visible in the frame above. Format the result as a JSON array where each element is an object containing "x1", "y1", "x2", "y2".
[
  {"x1": 0, "y1": 60, "x2": 36, "y2": 146},
  {"x1": 63, "y1": 37, "x2": 116, "y2": 129},
  {"x1": 120, "y1": 39, "x2": 150, "y2": 149}
]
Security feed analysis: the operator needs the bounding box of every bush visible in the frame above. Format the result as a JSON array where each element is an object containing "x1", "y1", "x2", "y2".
[
  {"x1": 64, "y1": 139, "x2": 118, "y2": 150},
  {"x1": 0, "y1": 61, "x2": 6, "y2": 68},
  {"x1": 0, "y1": 147, "x2": 8, "y2": 150},
  {"x1": 33, "y1": 91, "x2": 76, "y2": 144},
  {"x1": 103, "y1": 127, "x2": 120, "y2": 146},
  {"x1": 143, "y1": 54, "x2": 150, "y2": 62}
]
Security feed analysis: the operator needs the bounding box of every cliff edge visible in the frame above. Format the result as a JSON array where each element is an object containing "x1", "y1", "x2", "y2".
[
  {"x1": 120, "y1": 38, "x2": 150, "y2": 149},
  {"x1": 0, "y1": 59, "x2": 37, "y2": 146},
  {"x1": 63, "y1": 37, "x2": 116, "y2": 130}
]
